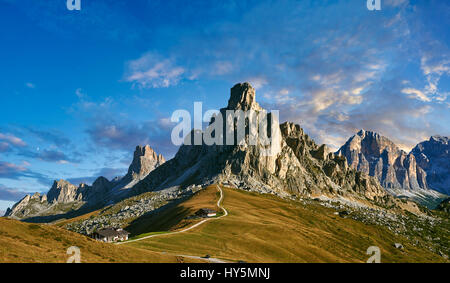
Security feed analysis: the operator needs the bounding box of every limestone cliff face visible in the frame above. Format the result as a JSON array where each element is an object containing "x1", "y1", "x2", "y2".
[
  {"x1": 337, "y1": 130, "x2": 428, "y2": 192},
  {"x1": 4, "y1": 193, "x2": 50, "y2": 219},
  {"x1": 127, "y1": 145, "x2": 166, "y2": 181},
  {"x1": 134, "y1": 82, "x2": 387, "y2": 203},
  {"x1": 227, "y1": 83, "x2": 263, "y2": 111},
  {"x1": 47, "y1": 180, "x2": 82, "y2": 204},
  {"x1": 411, "y1": 136, "x2": 450, "y2": 195}
]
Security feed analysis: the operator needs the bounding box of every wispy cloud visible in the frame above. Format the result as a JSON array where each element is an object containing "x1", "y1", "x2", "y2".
[
  {"x1": 0, "y1": 184, "x2": 34, "y2": 202},
  {"x1": 18, "y1": 148, "x2": 80, "y2": 164},
  {"x1": 124, "y1": 52, "x2": 186, "y2": 89},
  {"x1": 0, "y1": 161, "x2": 27, "y2": 177},
  {"x1": 0, "y1": 133, "x2": 26, "y2": 147},
  {"x1": 402, "y1": 88, "x2": 431, "y2": 102},
  {"x1": 0, "y1": 160, "x2": 51, "y2": 186},
  {"x1": 0, "y1": 142, "x2": 10, "y2": 153},
  {"x1": 25, "y1": 82, "x2": 35, "y2": 89},
  {"x1": 86, "y1": 117, "x2": 176, "y2": 157},
  {"x1": 67, "y1": 167, "x2": 127, "y2": 186},
  {"x1": 23, "y1": 127, "x2": 71, "y2": 147}
]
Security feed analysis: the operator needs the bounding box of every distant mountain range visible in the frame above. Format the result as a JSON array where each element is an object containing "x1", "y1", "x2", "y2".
[
  {"x1": 5, "y1": 145, "x2": 165, "y2": 220},
  {"x1": 4, "y1": 82, "x2": 449, "y2": 221},
  {"x1": 411, "y1": 136, "x2": 450, "y2": 195},
  {"x1": 337, "y1": 130, "x2": 448, "y2": 207}
]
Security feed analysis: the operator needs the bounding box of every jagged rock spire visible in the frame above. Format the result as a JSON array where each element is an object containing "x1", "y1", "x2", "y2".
[
  {"x1": 227, "y1": 82, "x2": 262, "y2": 111},
  {"x1": 47, "y1": 179, "x2": 80, "y2": 203},
  {"x1": 127, "y1": 145, "x2": 166, "y2": 180}
]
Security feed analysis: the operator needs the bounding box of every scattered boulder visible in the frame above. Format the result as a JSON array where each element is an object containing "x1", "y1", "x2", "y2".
[
  {"x1": 394, "y1": 243, "x2": 404, "y2": 250},
  {"x1": 339, "y1": 211, "x2": 350, "y2": 218}
]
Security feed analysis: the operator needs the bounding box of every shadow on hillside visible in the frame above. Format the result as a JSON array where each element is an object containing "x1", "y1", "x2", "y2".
[
  {"x1": 124, "y1": 197, "x2": 193, "y2": 237},
  {"x1": 22, "y1": 203, "x2": 104, "y2": 224}
]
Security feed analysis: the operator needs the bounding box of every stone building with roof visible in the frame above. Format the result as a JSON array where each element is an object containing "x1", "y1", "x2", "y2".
[{"x1": 92, "y1": 228, "x2": 130, "y2": 243}]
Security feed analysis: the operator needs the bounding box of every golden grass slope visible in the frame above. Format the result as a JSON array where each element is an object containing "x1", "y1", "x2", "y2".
[
  {"x1": 125, "y1": 185, "x2": 221, "y2": 237},
  {"x1": 126, "y1": 185, "x2": 447, "y2": 263},
  {"x1": 0, "y1": 217, "x2": 203, "y2": 263}
]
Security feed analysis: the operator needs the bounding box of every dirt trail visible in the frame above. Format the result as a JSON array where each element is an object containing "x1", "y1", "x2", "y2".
[{"x1": 116, "y1": 185, "x2": 229, "y2": 262}]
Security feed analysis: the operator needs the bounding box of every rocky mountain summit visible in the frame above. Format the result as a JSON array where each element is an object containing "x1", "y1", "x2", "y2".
[
  {"x1": 337, "y1": 130, "x2": 428, "y2": 191},
  {"x1": 47, "y1": 179, "x2": 81, "y2": 203},
  {"x1": 7, "y1": 83, "x2": 444, "y2": 222},
  {"x1": 133, "y1": 83, "x2": 388, "y2": 205},
  {"x1": 127, "y1": 145, "x2": 166, "y2": 181},
  {"x1": 411, "y1": 136, "x2": 450, "y2": 195},
  {"x1": 4, "y1": 145, "x2": 165, "y2": 220},
  {"x1": 337, "y1": 130, "x2": 447, "y2": 207}
]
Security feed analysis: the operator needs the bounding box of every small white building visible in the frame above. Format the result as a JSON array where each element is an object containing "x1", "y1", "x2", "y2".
[
  {"x1": 196, "y1": 208, "x2": 217, "y2": 218},
  {"x1": 92, "y1": 228, "x2": 130, "y2": 243}
]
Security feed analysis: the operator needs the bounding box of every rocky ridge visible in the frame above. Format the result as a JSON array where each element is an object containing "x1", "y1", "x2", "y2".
[
  {"x1": 336, "y1": 130, "x2": 448, "y2": 208},
  {"x1": 4, "y1": 145, "x2": 165, "y2": 220},
  {"x1": 411, "y1": 136, "x2": 450, "y2": 195},
  {"x1": 337, "y1": 130, "x2": 428, "y2": 192},
  {"x1": 133, "y1": 83, "x2": 388, "y2": 206}
]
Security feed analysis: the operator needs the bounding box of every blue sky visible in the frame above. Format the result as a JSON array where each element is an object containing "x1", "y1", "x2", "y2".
[{"x1": 0, "y1": 0, "x2": 449, "y2": 213}]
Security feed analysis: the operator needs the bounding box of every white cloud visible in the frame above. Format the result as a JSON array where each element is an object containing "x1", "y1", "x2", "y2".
[
  {"x1": 263, "y1": 88, "x2": 293, "y2": 104},
  {"x1": 351, "y1": 87, "x2": 364, "y2": 95},
  {"x1": 246, "y1": 77, "x2": 267, "y2": 90},
  {"x1": 75, "y1": 88, "x2": 86, "y2": 99},
  {"x1": 401, "y1": 88, "x2": 431, "y2": 102},
  {"x1": 124, "y1": 52, "x2": 186, "y2": 89},
  {"x1": 421, "y1": 56, "x2": 450, "y2": 76},
  {"x1": 0, "y1": 133, "x2": 27, "y2": 147},
  {"x1": 212, "y1": 61, "x2": 233, "y2": 75},
  {"x1": 419, "y1": 53, "x2": 450, "y2": 103}
]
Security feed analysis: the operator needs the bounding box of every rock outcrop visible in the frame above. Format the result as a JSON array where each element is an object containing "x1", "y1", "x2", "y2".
[
  {"x1": 411, "y1": 136, "x2": 450, "y2": 195},
  {"x1": 133, "y1": 83, "x2": 388, "y2": 204},
  {"x1": 47, "y1": 180, "x2": 81, "y2": 203},
  {"x1": 126, "y1": 145, "x2": 166, "y2": 181},
  {"x1": 4, "y1": 193, "x2": 52, "y2": 219}
]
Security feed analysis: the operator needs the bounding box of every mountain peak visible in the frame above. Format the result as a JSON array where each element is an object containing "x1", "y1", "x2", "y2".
[
  {"x1": 339, "y1": 130, "x2": 429, "y2": 193},
  {"x1": 47, "y1": 179, "x2": 80, "y2": 204},
  {"x1": 92, "y1": 176, "x2": 111, "y2": 187},
  {"x1": 430, "y1": 135, "x2": 449, "y2": 144},
  {"x1": 412, "y1": 135, "x2": 450, "y2": 195},
  {"x1": 227, "y1": 82, "x2": 262, "y2": 111},
  {"x1": 356, "y1": 130, "x2": 384, "y2": 140},
  {"x1": 127, "y1": 145, "x2": 165, "y2": 180},
  {"x1": 357, "y1": 129, "x2": 366, "y2": 136}
]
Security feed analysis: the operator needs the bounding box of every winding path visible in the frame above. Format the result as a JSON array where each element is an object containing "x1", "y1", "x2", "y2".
[{"x1": 116, "y1": 185, "x2": 228, "y2": 245}]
